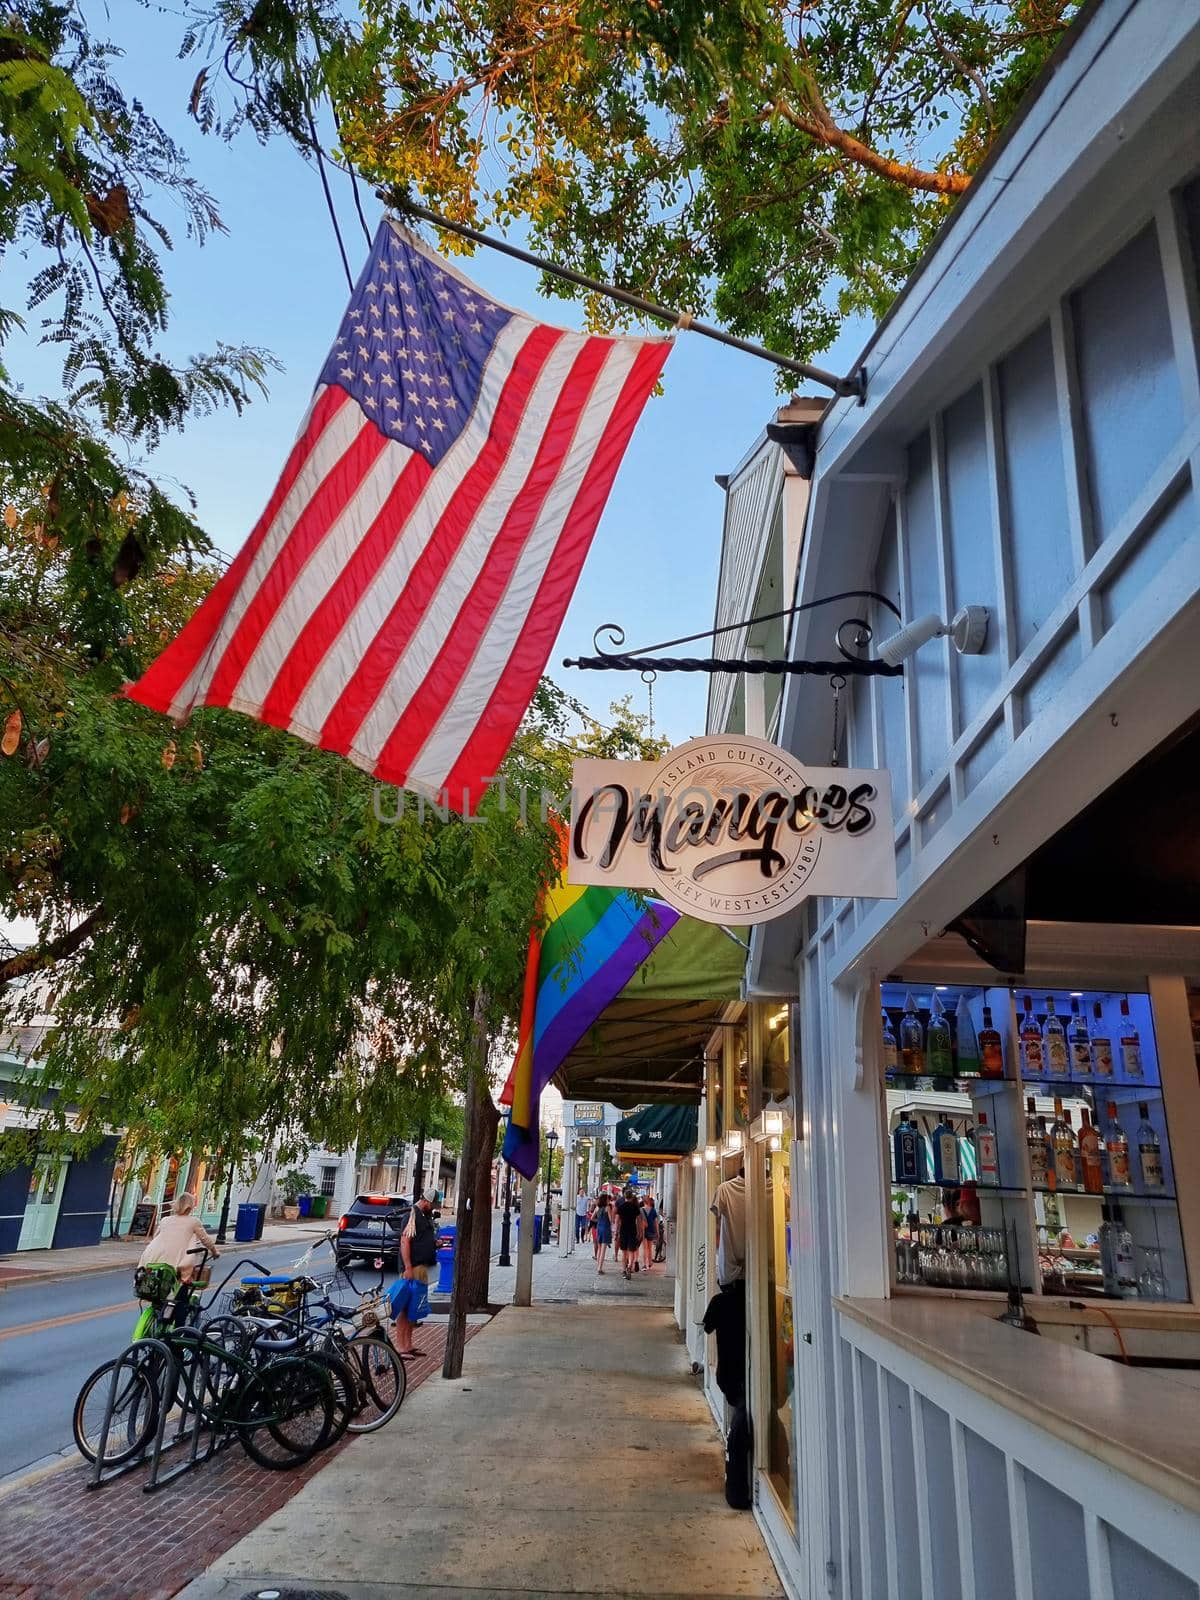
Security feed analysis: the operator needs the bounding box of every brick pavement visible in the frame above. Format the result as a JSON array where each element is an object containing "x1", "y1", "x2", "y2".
[{"x1": 0, "y1": 1317, "x2": 483, "y2": 1600}]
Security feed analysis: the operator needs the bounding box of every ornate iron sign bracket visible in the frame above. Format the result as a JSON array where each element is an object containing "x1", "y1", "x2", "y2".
[{"x1": 563, "y1": 590, "x2": 904, "y2": 677}]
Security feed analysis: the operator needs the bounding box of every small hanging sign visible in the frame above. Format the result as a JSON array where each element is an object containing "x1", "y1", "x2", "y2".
[{"x1": 569, "y1": 735, "x2": 896, "y2": 925}]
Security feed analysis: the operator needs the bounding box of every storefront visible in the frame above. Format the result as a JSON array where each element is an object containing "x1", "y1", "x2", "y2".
[
  {"x1": 702, "y1": 4, "x2": 1200, "y2": 1593},
  {"x1": 0, "y1": 1055, "x2": 120, "y2": 1252}
]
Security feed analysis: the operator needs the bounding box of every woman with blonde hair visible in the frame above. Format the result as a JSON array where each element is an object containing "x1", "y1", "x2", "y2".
[
  {"x1": 137, "y1": 1191, "x2": 220, "y2": 1324},
  {"x1": 137, "y1": 1191, "x2": 220, "y2": 1278}
]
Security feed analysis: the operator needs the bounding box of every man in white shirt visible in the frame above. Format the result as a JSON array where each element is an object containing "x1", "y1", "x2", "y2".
[
  {"x1": 574, "y1": 1189, "x2": 591, "y2": 1244},
  {"x1": 711, "y1": 1167, "x2": 746, "y2": 1288}
]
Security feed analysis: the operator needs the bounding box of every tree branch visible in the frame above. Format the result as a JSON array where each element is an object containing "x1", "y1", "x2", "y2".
[
  {"x1": 0, "y1": 907, "x2": 107, "y2": 985},
  {"x1": 775, "y1": 95, "x2": 970, "y2": 196}
]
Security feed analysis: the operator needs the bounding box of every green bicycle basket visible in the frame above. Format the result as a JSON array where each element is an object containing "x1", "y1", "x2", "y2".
[{"x1": 133, "y1": 1262, "x2": 177, "y2": 1305}]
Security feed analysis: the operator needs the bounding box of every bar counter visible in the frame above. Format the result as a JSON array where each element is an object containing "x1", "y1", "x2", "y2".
[{"x1": 836, "y1": 1293, "x2": 1200, "y2": 1515}]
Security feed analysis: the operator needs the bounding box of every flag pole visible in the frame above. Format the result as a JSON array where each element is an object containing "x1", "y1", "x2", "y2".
[{"x1": 378, "y1": 191, "x2": 866, "y2": 403}]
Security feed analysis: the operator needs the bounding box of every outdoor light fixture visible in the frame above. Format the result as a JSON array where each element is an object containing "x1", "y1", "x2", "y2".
[
  {"x1": 768, "y1": 1134, "x2": 782, "y2": 1152},
  {"x1": 767, "y1": 1006, "x2": 789, "y2": 1031},
  {"x1": 724, "y1": 1128, "x2": 744, "y2": 1155},
  {"x1": 877, "y1": 606, "x2": 989, "y2": 668},
  {"x1": 690, "y1": 1152, "x2": 703, "y2": 1168},
  {"x1": 752, "y1": 1104, "x2": 787, "y2": 1144},
  {"x1": 704, "y1": 1143, "x2": 718, "y2": 1164}
]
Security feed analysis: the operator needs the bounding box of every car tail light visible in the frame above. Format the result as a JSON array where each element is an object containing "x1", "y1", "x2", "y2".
[{"x1": 337, "y1": 1214, "x2": 348, "y2": 1231}]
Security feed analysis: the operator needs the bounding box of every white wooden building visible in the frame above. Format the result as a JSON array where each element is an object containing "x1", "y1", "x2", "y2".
[{"x1": 679, "y1": 3, "x2": 1200, "y2": 1596}]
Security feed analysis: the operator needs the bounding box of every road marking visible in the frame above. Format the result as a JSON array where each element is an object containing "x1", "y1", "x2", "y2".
[{"x1": 0, "y1": 1299, "x2": 139, "y2": 1341}]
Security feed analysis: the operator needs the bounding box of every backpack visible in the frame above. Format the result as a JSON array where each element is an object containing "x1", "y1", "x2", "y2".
[{"x1": 409, "y1": 1207, "x2": 438, "y2": 1267}]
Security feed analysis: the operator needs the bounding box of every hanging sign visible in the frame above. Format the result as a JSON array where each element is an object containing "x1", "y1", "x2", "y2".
[
  {"x1": 569, "y1": 735, "x2": 895, "y2": 926},
  {"x1": 571, "y1": 1101, "x2": 605, "y2": 1127}
]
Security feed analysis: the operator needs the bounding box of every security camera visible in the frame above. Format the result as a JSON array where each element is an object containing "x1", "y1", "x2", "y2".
[{"x1": 877, "y1": 606, "x2": 988, "y2": 667}]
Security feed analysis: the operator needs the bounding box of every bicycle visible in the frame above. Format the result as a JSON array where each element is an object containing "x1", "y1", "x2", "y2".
[
  {"x1": 204, "y1": 1254, "x2": 406, "y2": 1433},
  {"x1": 73, "y1": 1318, "x2": 338, "y2": 1471},
  {"x1": 129, "y1": 1244, "x2": 213, "y2": 1342}
]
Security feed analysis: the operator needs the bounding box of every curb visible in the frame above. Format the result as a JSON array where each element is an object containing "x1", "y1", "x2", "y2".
[
  {"x1": 0, "y1": 1258, "x2": 134, "y2": 1291},
  {"x1": 0, "y1": 1448, "x2": 78, "y2": 1501}
]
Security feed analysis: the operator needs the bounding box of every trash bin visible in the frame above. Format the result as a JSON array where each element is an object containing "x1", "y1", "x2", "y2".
[
  {"x1": 235, "y1": 1202, "x2": 260, "y2": 1244},
  {"x1": 435, "y1": 1221, "x2": 457, "y2": 1294},
  {"x1": 514, "y1": 1215, "x2": 541, "y2": 1254},
  {"x1": 253, "y1": 1202, "x2": 267, "y2": 1240},
  {"x1": 297, "y1": 1194, "x2": 313, "y2": 1218},
  {"x1": 310, "y1": 1195, "x2": 328, "y2": 1219}
]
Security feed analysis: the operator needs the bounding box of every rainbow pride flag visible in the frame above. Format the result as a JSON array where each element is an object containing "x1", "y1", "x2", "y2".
[{"x1": 499, "y1": 828, "x2": 679, "y2": 1179}]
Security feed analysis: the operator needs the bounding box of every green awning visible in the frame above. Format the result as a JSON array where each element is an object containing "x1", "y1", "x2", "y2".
[
  {"x1": 551, "y1": 915, "x2": 746, "y2": 1108},
  {"x1": 616, "y1": 1103, "x2": 699, "y2": 1158}
]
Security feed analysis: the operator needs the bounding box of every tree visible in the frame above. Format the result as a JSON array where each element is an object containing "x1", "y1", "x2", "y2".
[
  {"x1": 187, "y1": 0, "x2": 1079, "y2": 367},
  {"x1": 0, "y1": 1, "x2": 273, "y2": 601}
]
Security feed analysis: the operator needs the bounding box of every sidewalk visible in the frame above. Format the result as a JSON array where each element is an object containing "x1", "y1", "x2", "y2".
[
  {"x1": 0, "y1": 1221, "x2": 328, "y2": 1288},
  {"x1": 178, "y1": 1251, "x2": 782, "y2": 1600},
  {"x1": 475, "y1": 1228, "x2": 677, "y2": 1308}
]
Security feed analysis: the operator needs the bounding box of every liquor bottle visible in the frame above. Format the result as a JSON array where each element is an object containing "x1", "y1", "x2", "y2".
[
  {"x1": 1135, "y1": 1102, "x2": 1164, "y2": 1189},
  {"x1": 1104, "y1": 1101, "x2": 1132, "y2": 1188},
  {"x1": 973, "y1": 1112, "x2": 1000, "y2": 1186},
  {"x1": 1099, "y1": 1204, "x2": 1138, "y2": 1298},
  {"x1": 1038, "y1": 1117, "x2": 1057, "y2": 1190},
  {"x1": 893, "y1": 1114, "x2": 922, "y2": 1184},
  {"x1": 932, "y1": 1114, "x2": 960, "y2": 1185},
  {"x1": 882, "y1": 1010, "x2": 898, "y2": 1073},
  {"x1": 1090, "y1": 1002, "x2": 1114, "y2": 1080},
  {"x1": 1019, "y1": 996, "x2": 1044, "y2": 1078},
  {"x1": 1026, "y1": 1096, "x2": 1052, "y2": 1188},
  {"x1": 1051, "y1": 1099, "x2": 1079, "y2": 1191},
  {"x1": 928, "y1": 993, "x2": 953, "y2": 1078},
  {"x1": 955, "y1": 995, "x2": 981, "y2": 1075},
  {"x1": 979, "y1": 1005, "x2": 1004, "y2": 1078},
  {"x1": 1068, "y1": 999, "x2": 1091, "y2": 1080},
  {"x1": 899, "y1": 993, "x2": 925, "y2": 1076},
  {"x1": 1042, "y1": 998, "x2": 1069, "y2": 1079},
  {"x1": 1119, "y1": 999, "x2": 1143, "y2": 1080},
  {"x1": 1077, "y1": 1107, "x2": 1104, "y2": 1194}
]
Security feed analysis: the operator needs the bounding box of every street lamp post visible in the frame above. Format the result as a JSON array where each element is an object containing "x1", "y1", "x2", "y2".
[
  {"x1": 498, "y1": 1113, "x2": 514, "y2": 1267},
  {"x1": 543, "y1": 1128, "x2": 559, "y2": 1246}
]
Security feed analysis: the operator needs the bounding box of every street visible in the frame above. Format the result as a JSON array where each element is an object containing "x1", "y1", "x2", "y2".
[{"x1": 0, "y1": 1211, "x2": 513, "y2": 1483}]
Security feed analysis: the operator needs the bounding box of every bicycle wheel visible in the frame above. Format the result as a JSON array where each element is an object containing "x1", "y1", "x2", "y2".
[
  {"x1": 344, "y1": 1335, "x2": 406, "y2": 1432},
  {"x1": 73, "y1": 1353, "x2": 160, "y2": 1465},
  {"x1": 233, "y1": 1356, "x2": 335, "y2": 1470},
  {"x1": 303, "y1": 1348, "x2": 355, "y2": 1446}
]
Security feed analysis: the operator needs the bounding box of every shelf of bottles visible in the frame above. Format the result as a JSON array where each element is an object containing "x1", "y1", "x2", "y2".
[{"x1": 882, "y1": 982, "x2": 1189, "y2": 1303}]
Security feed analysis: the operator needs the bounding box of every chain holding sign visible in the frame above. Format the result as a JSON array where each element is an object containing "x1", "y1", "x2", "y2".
[{"x1": 569, "y1": 735, "x2": 896, "y2": 925}]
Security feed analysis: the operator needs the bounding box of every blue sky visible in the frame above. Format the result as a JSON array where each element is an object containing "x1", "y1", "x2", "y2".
[{"x1": 14, "y1": 2, "x2": 868, "y2": 746}]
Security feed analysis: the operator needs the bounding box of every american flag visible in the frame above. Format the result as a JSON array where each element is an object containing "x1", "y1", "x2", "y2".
[{"x1": 127, "y1": 220, "x2": 671, "y2": 810}]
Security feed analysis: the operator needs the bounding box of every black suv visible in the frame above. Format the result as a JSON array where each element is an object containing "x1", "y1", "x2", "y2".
[{"x1": 334, "y1": 1192, "x2": 411, "y2": 1268}]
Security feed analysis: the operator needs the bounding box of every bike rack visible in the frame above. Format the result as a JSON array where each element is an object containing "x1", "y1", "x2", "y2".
[
  {"x1": 144, "y1": 1336, "x2": 234, "y2": 1494},
  {"x1": 86, "y1": 1337, "x2": 178, "y2": 1490}
]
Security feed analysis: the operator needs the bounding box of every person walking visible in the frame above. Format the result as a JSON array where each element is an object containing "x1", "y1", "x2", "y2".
[
  {"x1": 615, "y1": 1187, "x2": 644, "y2": 1281},
  {"x1": 389, "y1": 1191, "x2": 438, "y2": 1359},
  {"x1": 593, "y1": 1192, "x2": 612, "y2": 1274},
  {"x1": 640, "y1": 1194, "x2": 659, "y2": 1271},
  {"x1": 575, "y1": 1188, "x2": 590, "y2": 1244}
]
